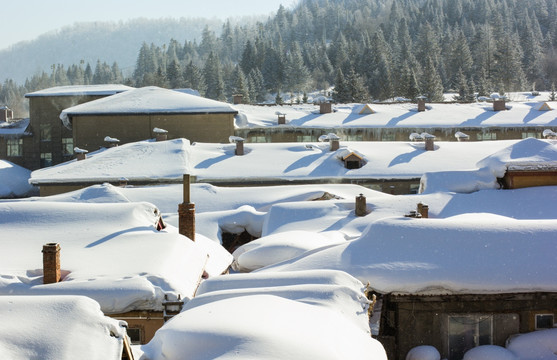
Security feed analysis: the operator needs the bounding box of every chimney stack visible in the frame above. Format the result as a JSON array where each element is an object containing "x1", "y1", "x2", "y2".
[
  {"x1": 320, "y1": 102, "x2": 332, "y2": 114},
  {"x1": 74, "y1": 147, "x2": 88, "y2": 161},
  {"x1": 42, "y1": 243, "x2": 61, "y2": 284},
  {"x1": 493, "y1": 99, "x2": 506, "y2": 111},
  {"x1": 422, "y1": 133, "x2": 435, "y2": 151},
  {"x1": 233, "y1": 94, "x2": 243, "y2": 104},
  {"x1": 277, "y1": 113, "x2": 286, "y2": 125},
  {"x1": 229, "y1": 136, "x2": 245, "y2": 156},
  {"x1": 417, "y1": 97, "x2": 426, "y2": 112},
  {"x1": 355, "y1": 194, "x2": 367, "y2": 216},
  {"x1": 417, "y1": 203, "x2": 429, "y2": 218},
  {"x1": 153, "y1": 127, "x2": 168, "y2": 142},
  {"x1": 178, "y1": 174, "x2": 195, "y2": 241}
]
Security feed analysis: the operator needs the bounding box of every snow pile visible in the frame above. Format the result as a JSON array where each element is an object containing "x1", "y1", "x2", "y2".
[
  {"x1": 232, "y1": 230, "x2": 346, "y2": 272},
  {"x1": 406, "y1": 345, "x2": 441, "y2": 360},
  {"x1": 0, "y1": 160, "x2": 34, "y2": 198},
  {"x1": 60, "y1": 86, "x2": 237, "y2": 127},
  {"x1": 477, "y1": 137, "x2": 557, "y2": 177},
  {"x1": 0, "y1": 201, "x2": 232, "y2": 313},
  {"x1": 461, "y1": 328, "x2": 557, "y2": 360},
  {"x1": 258, "y1": 215, "x2": 557, "y2": 295},
  {"x1": 233, "y1": 101, "x2": 557, "y2": 129},
  {"x1": 141, "y1": 270, "x2": 387, "y2": 360},
  {"x1": 420, "y1": 138, "x2": 557, "y2": 194},
  {"x1": 0, "y1": 295, "x2": 126, "y2": 360}
]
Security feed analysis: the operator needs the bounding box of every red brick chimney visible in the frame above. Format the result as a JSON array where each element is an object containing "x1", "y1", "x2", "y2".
[
  {"x1": 417, "y1": 203, "x2": 429, "y2": 218},
  {"x1": 42, "y1": 243, "x2": 61, "y2": 284},
  {"x1": 178, "y1": 174, "x2": 195, "y2": 241}
]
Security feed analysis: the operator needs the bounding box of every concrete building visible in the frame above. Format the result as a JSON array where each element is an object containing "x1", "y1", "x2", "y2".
[{"x1": 25, "y1": 85, "x2": 133, "y2": 169}]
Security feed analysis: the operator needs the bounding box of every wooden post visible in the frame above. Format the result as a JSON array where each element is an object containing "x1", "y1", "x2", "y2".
[
  {"x1": 179, "y1": 174, "x2": 195, "y2": 241},
  {"x1": 42, "y1": 243, "x2": 61, "y2": 284}
]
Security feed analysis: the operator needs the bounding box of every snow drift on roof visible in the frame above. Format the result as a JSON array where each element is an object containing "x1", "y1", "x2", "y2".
[
  {"x1": 258, "y1": 215, "x2": 557, "y2": 295},
  {"x1": 60, "y1": 86, "x2": 237, "y2": 126},
  {"x1": 25, "y1": 84, "x2": 133, "y2": 97},
  {"x1": 0, "y1": 295, "x2": 126, "y2": 360}
]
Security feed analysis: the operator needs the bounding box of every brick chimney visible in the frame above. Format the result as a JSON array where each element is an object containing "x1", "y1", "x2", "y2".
[
  {"x1": 422, "y1": 133, "x2": 435, "y2": 151},
  {"x1": 153, "y1": 127, "x2": 168, "y2": 142},
  {"x1": 320, "y1": 102, "x2": 332, "y2": 114},
  {"x1": 277, "y1": 113, "x2": 286, "y2": 125},
  {"x1": 229, "y1": 136, "x2": 245, "y2": 156},
  {"x1": 42, "y1": 243, "x2": 61, "y2": 284},
  {"x1": 417, "y1": 96, "x2": 426, "y2": 112},
  {"x1": 493, "y1": 99, "x2": 506, "y2": 111},
  {"x1": 417, "y1": 203, "x2": 429, "y2": 218},
  {"x1": 104, "y1": 136, "x2": 120, "y2": 147},
  {"x1": 233, "y1": 94, "x2": 243, "y2": 104},
  {"x1": 355, "y1": 194, "x2": 367, "y2": 216},
  {"x1": 178, "y1": 174, "x2": 195, "y2": 241},
  {"x1": 74, "y1": 147, "x2": 88, "y2": 161}
]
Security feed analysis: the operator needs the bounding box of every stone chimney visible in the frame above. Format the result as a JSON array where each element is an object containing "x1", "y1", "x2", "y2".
[
  {"x1": 178, "y1": 174, "x2": 195, "y2": 241},
  {"x1": 42, "y1": 243, "x2": 61, "y2": 284},
  {"x1": 493, "y1": 99, "x2": 506, "y2": 111},
  {"x1": 355, "y1": 194, "x2": 367, "y2": 217},
  {"x1": 277, "y1": 113, "x2": 286, "y2": 125},
  {"x1": 153, "y1": 127, "x2": 168, "y2": 142},
  {"x1": 320, "y1": 102, "x2": 332, "y2": 114},
  {"x1": 328, "y1": 133, "x2": 340, "y2": 151},
  {"x1": 417, "y1": 203, "x2": 429, "y2": 218}
]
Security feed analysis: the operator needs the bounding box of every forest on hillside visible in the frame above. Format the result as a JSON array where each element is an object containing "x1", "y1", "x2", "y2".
[{"x1": 2, "y1": 0, "x2": 556, "y2": 117}]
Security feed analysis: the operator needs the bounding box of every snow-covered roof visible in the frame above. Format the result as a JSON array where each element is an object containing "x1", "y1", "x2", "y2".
[
  {"x1": 0, "y1": 295, "x2": 126, "y2": 360},
  {"x1": 0, "y1": 118, "x2": 31, "y2": 138},
  {"x1": 140, "y1": 270, "x2": 387, "y2": 360},
  {"x1": 59, "y1": 86, "x2": 238, "y2": 126},
  {"x1": 24, "y1": 84, "x2": 134, "y2": 97},
  {"x1": 233, "y1": 100, "x2": 557, "y2": 129},
  {"x1": 0, "y1": 201, "x2": 232, "y2": 313},
  {"x1": 29, "y1": 138, "x2": 524, "y2": 185},
  {"x1": 0, "y1": 160, "x2": 34, "y2": 198},
  {"x1": 259, "y1": 215, "x2": 557, "y2": 295},
  {"x1": 30, "y1": 138, "x2": 191, "y2": 185}
]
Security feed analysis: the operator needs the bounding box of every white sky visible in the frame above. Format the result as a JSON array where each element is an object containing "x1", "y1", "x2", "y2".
[{"x1": 0, "y1": 0, "x2": 298, "y2": 50}]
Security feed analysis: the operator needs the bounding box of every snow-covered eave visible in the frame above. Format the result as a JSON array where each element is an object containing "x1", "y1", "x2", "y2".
[
  {"x1": 28, "y1": 176, "x2": 184, "y2": 186},
  {"x1": 506, "y1": 161, "x2": 557, "y2": 171},
  {"x1": 63, "y1": 110, "x2": 238, "y2": 117},
  {"x1": 193, "y1": 174, "x2": 422, "y2": 185},
  {"x1": 381, "y1": 288, "x2": 557, "y2": 297}
]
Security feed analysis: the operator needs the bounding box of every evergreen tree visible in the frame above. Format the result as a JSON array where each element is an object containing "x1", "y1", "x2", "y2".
[
  {"x1": 549, "y1": 83, "x2": 556, "y2": 101},
  {"x1": 183, "y1": 61, "x2": 205, "y2": 93},
  {"x1": 166, "y1": 59, "x2": 183, "y2": 89},
  {"x1": 203, "y1": 52, "x2": 225, "y2": 100},
  {"x1": 332, "y1": 68, "x2": 349, "y2": 103},
  {"x1": 421, "y1": 56, "x2": 444, "y2": 102},
  {"x1": 346, "y1": 68, "x2": 369, "y2": 102},
  {"x1": 230, "y1": 66, "x2": 250, "y2": 103}
]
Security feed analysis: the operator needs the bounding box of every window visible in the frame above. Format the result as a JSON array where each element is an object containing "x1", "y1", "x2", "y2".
[
  {"x1": 448, "y1": 315, "x2": 492, "y2": 360},
  {"x1": 249, "y1": 135, "x2": 268, "y2": 143},
  {"x1": 40, "y1": 152, "x2": 52, "y2": 167},
  {"x1": 381, "y1": 133, "x2": 395, "y2": 141},
  {"x1": 61, "y1": 137, "x2": 74, "y2": 156},
  {"x1": 40, "y1": 123, "x2": 51, "y2": 141},
  {"x1": 296, "y1": 135, "x2": 314, "y2": 142},
  {"x1": 126, "y1": 327, "x2": 143, "y2": 345},
  {"x1": 7, "y1": 138, "x2": 23, "y2": 157},
  {"x1": 535, "y1": 314, "x2": 554, "y2": 329},
  {"x1": 476, "y1": 132, "x2": 497, "y2": 141},
  {"x1": 344, "y1": 134, "x2": 363, "y2": 141},
  {"x1": 522, "y1": 132, "x2": 540, "y2": 139}
]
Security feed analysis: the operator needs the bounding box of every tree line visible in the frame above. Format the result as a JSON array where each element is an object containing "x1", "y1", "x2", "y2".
[{"x1": 2, "y1": 0, "x2": 556, "y2": 117}]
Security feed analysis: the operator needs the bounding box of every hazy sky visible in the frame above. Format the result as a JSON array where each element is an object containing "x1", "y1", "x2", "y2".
[{"x1": 0, "y1": 0, "x2": 298, "y2": 50}]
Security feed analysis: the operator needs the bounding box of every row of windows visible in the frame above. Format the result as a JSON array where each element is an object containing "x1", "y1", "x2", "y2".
[{"x1": 5, "y1": 138, "x2": 73, "y2": 161}]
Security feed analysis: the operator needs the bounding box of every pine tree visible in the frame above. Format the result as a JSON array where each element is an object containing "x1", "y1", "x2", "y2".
[
  {"x1": 549, "y1": 83, "x2": 556, "y2": 101},
  {"x1": 346, "y1": 68, "x2": 369, "y2": 102},
  {"x1": 183, "y1": 61, "x2": 205, "y2": 93},
  {"x1": 203, "y1": 52, "x2": 225, "y2": 101},
  {"x1": 285, "y1": 42, "x2": 310, "y2": 92},
  {"x1": 230, "y1": 66, "x2": 250, "y2": 104},
  {"x1": 333, "y1": 68, "x2": 349, "y2": 103},
  {"x1": 421, "y1": 57, "x2": 444, "y2": 102}
]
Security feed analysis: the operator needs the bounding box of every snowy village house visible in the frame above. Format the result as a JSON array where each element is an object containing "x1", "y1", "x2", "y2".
[
  {"x1": 59, "y1": 86, "x2": 237, "y2": 153},
  {"x1": 25, "y1": 85, "x2": 133, "y2": 170}
]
